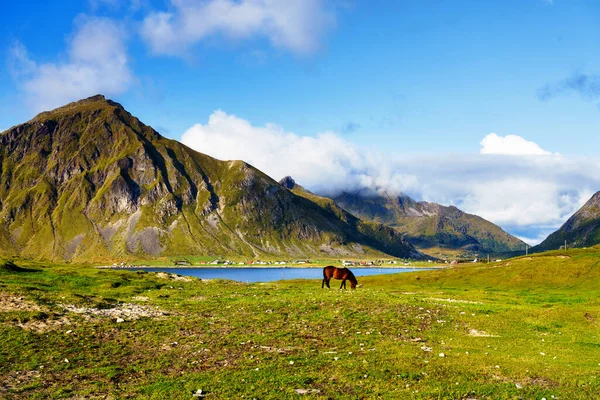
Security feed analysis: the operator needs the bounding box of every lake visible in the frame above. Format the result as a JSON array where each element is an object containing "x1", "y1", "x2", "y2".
[{"x1": 125, "y1": 267, "x2": 430, "y2": 283}]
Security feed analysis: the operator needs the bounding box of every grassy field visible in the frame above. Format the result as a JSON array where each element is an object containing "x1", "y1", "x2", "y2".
[{"x1": 1, "y1": 248, "x2": 599, "y2": 399}]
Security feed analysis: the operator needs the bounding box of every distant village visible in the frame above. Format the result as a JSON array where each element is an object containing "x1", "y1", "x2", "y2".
[
  {"x1": 106, "y1": 258, "x2": 413, "y2": 268},
  {"x1": 183, "y1": 259, "x2": 405, "y2": 267},
  {"x1": 106, "y1": 256, "x2": 503, "y2": 269}
]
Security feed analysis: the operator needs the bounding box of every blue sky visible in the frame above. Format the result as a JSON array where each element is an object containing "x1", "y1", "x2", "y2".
[{"x1": 2, "y1": 0, "x2": 600, "y2": 244}]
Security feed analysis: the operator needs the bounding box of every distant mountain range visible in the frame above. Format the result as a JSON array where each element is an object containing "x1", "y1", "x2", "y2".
[
  {"x1": 5, "y1": 94, "x2": 586, "y2": 263},
  {"x1": 330, "y1": 191, "x2": 527, "y2": 257},
  {"x1": 533, "y1": 191, "x2": 600, "y2": 252},
  {"x1": 0, "y1": 95, "x2": 422, "y2": 262},
  {"x1": 278, "y1": 177, "x2": 424, "y2": 259}
]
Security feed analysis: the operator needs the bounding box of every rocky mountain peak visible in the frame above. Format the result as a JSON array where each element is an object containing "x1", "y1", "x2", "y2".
[
  {"x1": 0, "y1": 96, "x2": 422, "y2": 261},
  {"x1": 31, "y1": 94, "x2": 125, "y2": 123},
  {"x1": 279, "y1": 176, "x2": 296, "y2": 190}
]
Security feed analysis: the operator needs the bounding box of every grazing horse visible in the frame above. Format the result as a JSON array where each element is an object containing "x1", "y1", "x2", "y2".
[{"x1": 322, "y1": 266, "x2": 358, "y2": 290}]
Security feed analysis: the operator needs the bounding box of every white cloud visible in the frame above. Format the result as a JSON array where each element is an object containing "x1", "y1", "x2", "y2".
[
  {"x1": 480, "y1": 133, "x2": 553, "y2": 156},
  {"x1": 181, "y1": 111, "x2": 600, "y2": 243},
  {"x1": 515, "y1": 232, "x2": 553, "y2": 246},
  {"x1": 457, "y1": 178, "x2": 590, "y2": 227},
  {"x1": 140, "y1": 0, "x2": 335, "y2": 56},
  {"x1": 180, "y1": 110, "x2": 415, "y2": 195},
  {"x1": 10, "y1": 17, "x2": 133, "y2": 113}
]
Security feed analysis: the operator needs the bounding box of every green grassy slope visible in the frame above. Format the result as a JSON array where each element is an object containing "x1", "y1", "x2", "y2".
[
  {"x1": 1, "y1": 248, "x2": 598, "y2": 398},
  {"x1": 534, "y1": 191, "x2": 600, "y2": 252},
  {"x1": 0, "y1": 96, "x2": 421, "y2": 262}
]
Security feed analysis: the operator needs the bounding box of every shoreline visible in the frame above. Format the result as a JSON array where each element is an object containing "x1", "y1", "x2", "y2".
[{"x1": 96, "y1": 265, "x2": 448, "y2": 270}]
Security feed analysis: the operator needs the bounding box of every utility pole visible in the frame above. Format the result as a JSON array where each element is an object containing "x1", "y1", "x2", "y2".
[
  {"x1": 565, "y1": 240, "x2": 567, "y2": 251},
  {"x1": 525, "y1": 245, "x2": 528, "y2": 256}
]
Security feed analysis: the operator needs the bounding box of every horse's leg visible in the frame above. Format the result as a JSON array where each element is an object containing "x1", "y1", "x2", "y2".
[
  {"x1": 340, "y1": 279, "x2": 346, "y2": 290},
  {"x1": 322, "y1": 278, "x2": 325, "y2": 288},
  {"x1": 326, "y1": 278, "x2": 331, "y2": 288}
]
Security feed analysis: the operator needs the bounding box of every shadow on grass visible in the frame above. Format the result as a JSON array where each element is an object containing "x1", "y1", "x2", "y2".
[{"x1": 0, "y1": 261, "x2": 42, "y2": 273}]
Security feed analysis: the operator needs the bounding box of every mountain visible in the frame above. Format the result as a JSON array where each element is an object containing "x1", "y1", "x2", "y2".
[
  {"x1": 0, "y1": 95, "x2": 422, "y2": 262},
  {"x1": 278, "y1": 177, "x2": 423, "y2": 259},
  {"x1": 533, "y1": 191, "x2": 600, "y2": 251},
  {"x1": 331, "y1": 191, "x2": 527, "y2": 257}
]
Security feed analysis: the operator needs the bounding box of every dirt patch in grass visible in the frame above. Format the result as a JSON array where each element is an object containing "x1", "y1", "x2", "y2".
[
  {"x1": 61, "y1": 303, "x2": 168, "y2": 321},
  {"x1": 584, "y1": 312, "x2": 598, "y2": 325},
  {"x1": 467, "y1": 328, "x2": 499, "y2": 337},
  {"x1": 426, "y1": 297, "x2": 484, "y2": 305},
  {"x1": 0, "y1": 293, "x2": 45, "y2": 313},
  {"x1": 16, "y1": 315, "x2": 73, "y2": 332},
  {"x1": 155, "y1": 272, "x2": 193, "y2": 282},
  {"x1": 528, "y1": 376, "x2": 560, "y2": 388},
  {"x1": 0, "y1": 369, "x2": 42, "y2": 395}
]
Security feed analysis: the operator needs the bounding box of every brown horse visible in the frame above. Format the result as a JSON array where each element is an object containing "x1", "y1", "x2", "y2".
[{"x1": 322, "y1": 266, "x2": 358, "y2": 289}]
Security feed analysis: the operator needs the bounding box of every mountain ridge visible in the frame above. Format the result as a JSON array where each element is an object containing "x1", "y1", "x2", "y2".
[
  {"x1": 0, "y1": 95, "x2": 422, "y2": 261},
  {"x1": 277, "y1": 177, "x2": 424, "y2": 259},
  {"x1": 533, "y1": 191, "x2": 600, "y2": 251},
  {"x1": 330, "y1": 190, "x2": 527, "y2": 257}
]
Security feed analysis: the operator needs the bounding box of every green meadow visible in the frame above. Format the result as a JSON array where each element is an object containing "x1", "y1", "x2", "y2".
[{"x1": 1, "y1": 248, "x2": 599, "y2": 399}]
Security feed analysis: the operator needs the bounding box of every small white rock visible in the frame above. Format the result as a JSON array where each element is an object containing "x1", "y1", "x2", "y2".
[
  {"x1": 64, "y1": 358, "x2": 69, "y2": 363},
  {"x1": 439, "y1": 353, "x2": 445, "y2": 357},
  {"x1": 116, "y1": 318, "x2": 125, "y2": 323}
]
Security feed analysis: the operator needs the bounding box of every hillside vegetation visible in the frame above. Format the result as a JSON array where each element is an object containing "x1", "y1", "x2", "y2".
[
  {"x1": 0, "y1": 96, "x2": 419, "y2": 262},
  {"x1": 332, "y1": 191, "x2": 527, "y2": 257},
  {"x1": 534, "y1": 191, "x2": 600, "y2": 252},
  {"x1": 1, "y1": 248, "x2": 598, "y2": 398}
]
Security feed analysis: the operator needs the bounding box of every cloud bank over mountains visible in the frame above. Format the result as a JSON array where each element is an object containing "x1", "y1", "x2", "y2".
[{"x1": 182, "y1": 111, "x2": 599, "y2": 245}]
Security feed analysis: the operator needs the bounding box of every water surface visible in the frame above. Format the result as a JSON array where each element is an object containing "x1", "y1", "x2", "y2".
[{"x1": 126, "y1": 267, "x2": 429, "y2": 283}]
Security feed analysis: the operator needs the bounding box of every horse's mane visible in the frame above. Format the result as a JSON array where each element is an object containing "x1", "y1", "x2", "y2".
[{"x1": 346, "y1": 268, "x2": 357, "y2": 283}]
